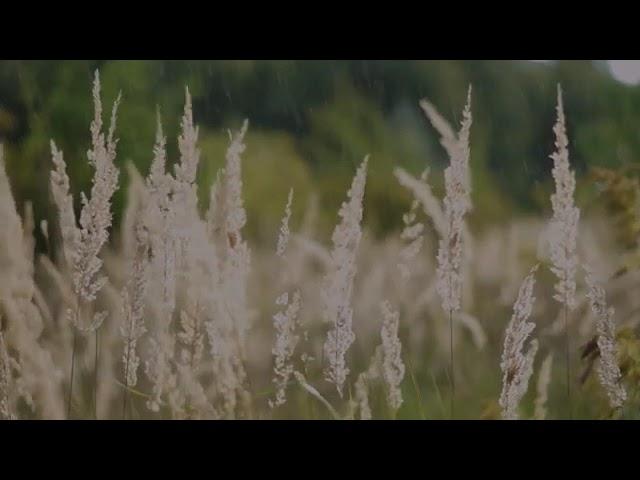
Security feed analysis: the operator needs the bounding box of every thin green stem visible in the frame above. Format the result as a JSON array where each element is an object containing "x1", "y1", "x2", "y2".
[
  {"x1": 406, "y1": 355, "x2": 426, "y2": 420},
  {"x1": 67, "y1": 329, "x2": 78, "y2": 419},
  {"x1": 430, "y1": 370, "x2": 447, "y2": 419},
  {"x1": 67, "y1": 303, "x2": 81, "y2": 419},
  {"x1": 564, "y1": 302, "x2": 572, "y2": 419},
  {"x1": 121, "y1": 384, "x2": 129, "y2": 420},
  {"x1": 449, "y1": 309, "x2": 455, "y2": 419},
  {"x1": 94, "y1": 329, "x2": 99, "y2": 420},
  {"x1": 122, "y1": 337, "x2": 131, "y2": 419}
]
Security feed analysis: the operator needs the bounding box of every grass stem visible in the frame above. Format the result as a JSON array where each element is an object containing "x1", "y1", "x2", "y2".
[
  {"x1": 564, "y1": 302, "x2": 572, "y2": 419},
  {"x1": 450, "y1": 309, "x2": 455, "y2": 419},
  {"x1": 94, "y1": 329, "x2": 99, "y2": 420},
  {"x1": 67, "y1": 329, "x2": 78, "y2": 419}
]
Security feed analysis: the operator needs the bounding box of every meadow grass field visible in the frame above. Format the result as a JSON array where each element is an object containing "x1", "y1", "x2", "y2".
[{"x1": 1, "y1": 66, "x2": 640, "y2": 420}]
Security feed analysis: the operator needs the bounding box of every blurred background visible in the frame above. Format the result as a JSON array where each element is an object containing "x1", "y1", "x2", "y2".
[{"x1": 1, "y1": 60, "x2": 639, "y2": 245}]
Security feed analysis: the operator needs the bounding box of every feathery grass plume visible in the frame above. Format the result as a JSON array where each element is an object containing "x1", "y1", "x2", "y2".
[
  {"x1": 270, "y1": 291, "x2": 301, "y2": 408},
  {"x1": 144, "y1": 114, "x2": 179, "y2": 413},
  {"x1": 322, "y1": 156, "x2": 369, "y2": 396},
  {"x1": 172, "y1": 88, "x2": 202, "y2": 255},
  {"x1": 145, "y1": 100, "x2": 214, "y2": 417},
  {"x1": 419, "y1": 98, "x2": 457, "y2": 151},
  {"x1": 222, "y1": 121, "x2": 249, "y2": 240},
  {"x1": 425, "y1": 87, "x2": 473, "y2": 316},
  {"x1": 206, "y1": 121, "x2": 250, "y2": 256},
  {"x1": 393, "y1": 167, "x2": 445, "y2": 237},
  {"x1": 0, "y1": 145, "x2": 31, "y2": 295},
  {"x1": 1, "y1": 147, "x2": 65, "y2": 419},
  {"x1": 176, "y1": 219, "x2": 220, "y2": 420},
  {"x1": 177, "y1": 213, "x2": 221, "y2": 419},
  {"x1": 277, "y1": 188, "x2": 294, "y2": 257},
  {"x1": 146, "y1": 99, "x2": 205, "y2": 415},
  {"x1": 499, "y1": 265, "x2": 539, "y2": 420},
  {"x1": 421, "y1": 87, "x2": 472, "y2": 418},
  {"x1": 394, "y1": 163, "x2": 475, "y2": 303},
  {"x1": 354, "y1": 373, "x2": 372, "y2": 420},
  {"x1": 379, "y1": 300, "x2": 404, "y2": 412},
  {"x1": 79, "y1": 73, "x2": 121, "y2": 318},
  {"x1": 207, "y1": 121, "x2": 251, "y2": 342},
  {"x1": 220, "y1": 120, "x2": 251, "y2": 346},
  {"x1": 397, "y1": 169, "x2": 428, "y2": 279},
  {"x1": 170, "y1": 89, "x2": 222, "y2": 418},
  {"x1": 145, "y1": 114, "x2": 176, "y2": 326},
  {"x1": 175, "y1": 295, "x2": 210, "y2": 419},
  {"x1": 353, "y1": 347, "x2": 382, "y2": 420},
  {"x1": 269, "y1": 189, "x2": 301, "y2": 408},
  {"x1": 143, "y1": 292, "x2": 175, "y2": 408},
  {"x1": 534, "y1": 353, "x2": 553, "y2": 420},
  {"x1": 191, "y1": 265, "x2": 234, "y2": 419},
  {"x1": 206, "y1": 316, "x2": 242, "y2": 418},
  {"x1": 50, "y1": 70, "x2": 121, "y2": 331},
  {"x1": 120, "y1": 173, "x2": 150, "y2": 417},
  {"x1": 49, "y1": 143, "x2": 80, "y2": 292},
  {"x1": 584, "y1": 267, "x2": 627, "y2": 410},
  {"x1": 49, "y1": 71, "x2": 121, "y2": 419},
  {"x1": 203, "y1": 121, "x2": 251, "y2": 418},
  {"x1": 548, "y1": 85, "x2": 579, "y2": 415},
  {"x1": 549, "y1": 85, "x2": 579, "y2": 311},
  {"x1": 174, "y1": 89, "x2": 200, "y2": 188}
]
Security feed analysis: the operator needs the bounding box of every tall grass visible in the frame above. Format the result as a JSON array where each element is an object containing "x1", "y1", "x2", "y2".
[{"x1": 0, "y1": 74, "x2": 633, "y2": 420}]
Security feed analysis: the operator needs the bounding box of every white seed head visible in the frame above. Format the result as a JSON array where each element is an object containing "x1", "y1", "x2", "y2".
[
  {"x1": 500, "y1": 265, "x2": 539, "y2": 420},
  {"x1": 322, "y1": 157, "x2": 368, "y2": 396},
  {"x1": 584, "y1": 267, "x2": 626, "y2": 410},
  {"x1": 548, "y1": 85, "x2": 579, "y2": 310}
]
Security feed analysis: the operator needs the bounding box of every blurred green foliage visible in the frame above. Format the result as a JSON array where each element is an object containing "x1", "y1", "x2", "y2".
[{"x1": 1, "y1": 60, "x2": 639, "y2": 243}]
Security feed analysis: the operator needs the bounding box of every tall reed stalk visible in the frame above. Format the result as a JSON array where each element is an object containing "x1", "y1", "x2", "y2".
[
  {"x1": 421, "y1": 88, "x2": 472, "y2": 419},
  {"x1": 449, "y1": 309, "x2": 454, "y2": 418},
  {"x1": 563, "y1": 302, "x2": 571, "y2": 418},
  {"x1": 66, "y1": 303, "x2": 80, "y2": 418},
  {"x1": 94, "y1": 330, "x2": 99, "y2": 419},
  {"x1": 548, "y1": 85, "x2": 579, "y2": 418},
  {"x1": 50, "y1": 71, "x2": 121, "y2": 419}
]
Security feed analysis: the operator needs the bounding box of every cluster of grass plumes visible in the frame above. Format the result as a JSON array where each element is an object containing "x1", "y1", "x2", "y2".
[{"x1": 0, "y1": 73, "x2": 638, "y2": 420}]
